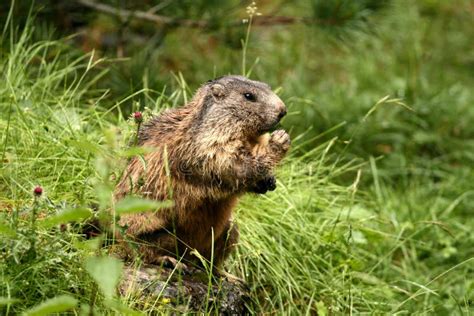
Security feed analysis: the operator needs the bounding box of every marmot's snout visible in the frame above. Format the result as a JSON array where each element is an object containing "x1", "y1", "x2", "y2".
[
  {"x1": 269, "y1": 97, "x2": 287, "y2": 129},
  {"x1": 276, "y1": 101, "x2": 287, "y2": 120}
]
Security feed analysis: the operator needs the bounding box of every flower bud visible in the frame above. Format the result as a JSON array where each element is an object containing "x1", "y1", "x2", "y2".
[
  {"x1": 33, "y1": 186, "x2": 43, "y2": 196},
  {"x1": 134, "y1": 111, "x2": 143, "y2": 124}
]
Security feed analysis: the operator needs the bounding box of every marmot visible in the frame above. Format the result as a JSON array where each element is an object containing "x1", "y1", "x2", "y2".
[{"x1": 114, "y1": 75, "x2": 290, "y2": 268}]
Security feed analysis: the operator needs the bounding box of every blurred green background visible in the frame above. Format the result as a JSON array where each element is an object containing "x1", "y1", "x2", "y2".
[{"x1": 3, "y1": 0, "x2": 473, "y2": 168}]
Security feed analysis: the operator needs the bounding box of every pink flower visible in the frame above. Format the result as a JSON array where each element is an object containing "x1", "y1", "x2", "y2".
[
  {"x1": 33, "y1": 186, "x2": 43, "y2": 196},
  {"x1": 134, "y1": 111, "x2": 143, "y2": 124}
]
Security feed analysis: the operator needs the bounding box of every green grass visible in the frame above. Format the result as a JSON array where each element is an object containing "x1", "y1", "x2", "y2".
[{"x1": 1, "y1": 0, "x2": 474, "y2": 314}]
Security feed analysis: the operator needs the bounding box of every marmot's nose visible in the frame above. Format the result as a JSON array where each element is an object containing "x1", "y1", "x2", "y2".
[
  {"x1": 275, "y1": 101, "x2": 287, "y2": 120},
  {"x1": 277, "y1": 108, "x2": 287, "y2": 120}
]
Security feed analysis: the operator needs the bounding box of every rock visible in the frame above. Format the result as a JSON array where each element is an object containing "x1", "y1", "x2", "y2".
[{"x1": 120, "y1": 263, "x2": 250, "y2": 314}]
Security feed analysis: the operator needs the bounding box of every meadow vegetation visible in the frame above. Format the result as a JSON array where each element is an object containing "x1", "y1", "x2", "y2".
[{"x1": 1, "y1": 0, "x2": 473, "y2": 314}]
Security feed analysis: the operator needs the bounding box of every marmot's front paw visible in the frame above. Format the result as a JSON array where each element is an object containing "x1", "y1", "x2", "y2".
[
  {"x1": 270, "y1": 129, "x2": 291, "y2": 153},
  {"x1": 252, "y1": 176, "x2": 277, "y2": 194}
]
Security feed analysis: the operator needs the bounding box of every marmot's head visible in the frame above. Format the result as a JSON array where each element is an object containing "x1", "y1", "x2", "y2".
[{"x1": 191, "y1": 75, "x2": 287, "y2": 139}]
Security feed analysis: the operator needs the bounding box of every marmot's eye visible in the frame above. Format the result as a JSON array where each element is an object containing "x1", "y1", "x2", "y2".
[{"x1": 243, "y1": 92, "x2": 257, "y2": 102}]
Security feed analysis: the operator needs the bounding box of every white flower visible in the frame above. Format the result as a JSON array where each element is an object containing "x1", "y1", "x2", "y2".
[{"x1": 246, "y1": 1, "x2": 260, "y2": 17}]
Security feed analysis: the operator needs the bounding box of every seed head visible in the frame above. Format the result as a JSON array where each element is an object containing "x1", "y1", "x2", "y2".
[{"x1": 134, "y1": 111, "x2": 143, "y2": 124}]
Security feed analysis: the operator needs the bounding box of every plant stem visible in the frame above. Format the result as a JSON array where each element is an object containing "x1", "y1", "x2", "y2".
[
  {"x1": 134, "y1": 122, "x2": 141, "y2": 146},
  {"x1": 241, "y1": 16, "x2": 253, "y2": 76}
]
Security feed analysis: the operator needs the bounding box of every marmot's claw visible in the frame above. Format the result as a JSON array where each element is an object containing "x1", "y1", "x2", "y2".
[
  {"x1": 252, "y1": 176, "x2": 276, "y2": 194},
  {"x1": 270, "y1": 129, "x2": 291, "y2": 152},
  {"x1": 266, "y1": 176, "x2": 277, "y2": 191}
]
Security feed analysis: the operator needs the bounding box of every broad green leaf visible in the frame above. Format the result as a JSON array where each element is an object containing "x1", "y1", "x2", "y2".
[
  {"x1": 39, "y1": 207, "x2": 92, "y2": 228},
  {"x1": 0, "y1": 297, "x2": 19, "y2": 305},
  {"x1": 115, "y1": 196, "x2": 172, "y2": 215},
  {"x1": 85, "y1": 256, "x2": 123, "y2": 299},
  {"x1": 351, "y1": 230, "x2": 368, "y2": 244},
  {"x1": 315, "y1": 301, "x2": 328, "y2": 316},
  {"x1": 22, "y1": 295, "x2": 77, "y2": 316},
  {"x1": 105, "y1": 299, "x2": 144, "y2": 316},
  {"x1": 73, "y1": 235, "x2": 103, "y2": 251},
  {"x1": 0, "y1": 222, "x2": 16, "y2": 237},
  {"x1": 78, "y1": 303, "x2": 92, "y2": 316}
]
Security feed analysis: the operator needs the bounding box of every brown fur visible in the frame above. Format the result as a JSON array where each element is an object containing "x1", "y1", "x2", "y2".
[{"x1": 114, "y1": 75, "x2": 290, "y2": 267}]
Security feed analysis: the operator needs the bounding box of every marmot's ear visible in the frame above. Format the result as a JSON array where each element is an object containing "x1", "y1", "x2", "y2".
[{"x1": 210, "y1": 83, "x2": 226, "y2": 100}]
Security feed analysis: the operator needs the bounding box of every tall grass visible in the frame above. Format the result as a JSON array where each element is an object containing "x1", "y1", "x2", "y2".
[{"x1": 0, "y1": 17, "x2": 98, "y2": 314}]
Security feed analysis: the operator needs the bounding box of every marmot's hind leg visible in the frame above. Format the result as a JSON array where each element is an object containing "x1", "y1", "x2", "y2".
[
  {"x1": 131, "y1": 231, "x2": 180, "y2": 264},
  {"x1": 213, "y1": 221, "x2": 239, "y2": 267}
]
